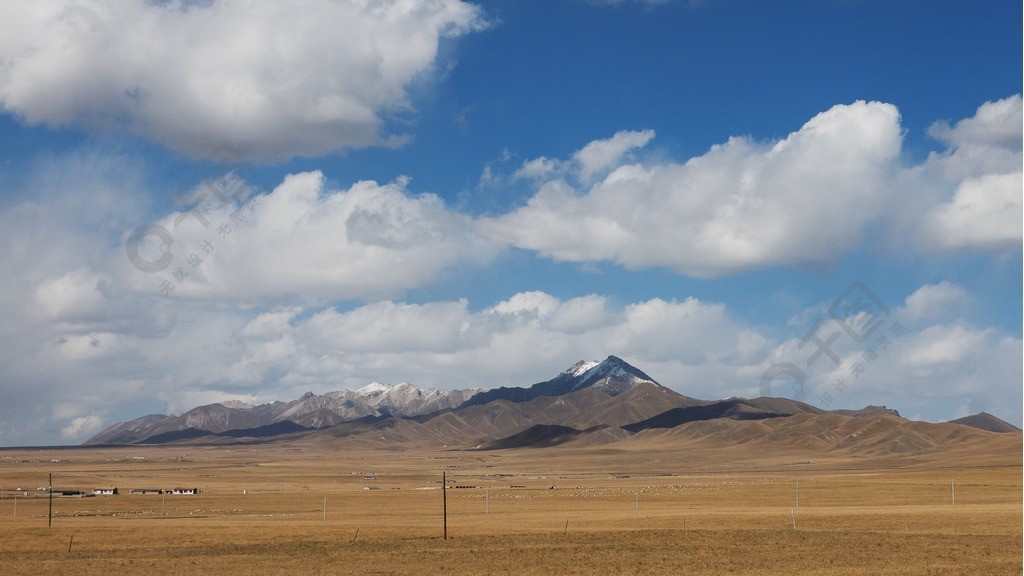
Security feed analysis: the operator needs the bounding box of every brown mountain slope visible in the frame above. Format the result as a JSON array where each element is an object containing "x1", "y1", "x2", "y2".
[
  {"x1": 86, "y1": 413, "x2": 169, "y2": 445},
  {"x1": 834, "y1": 405, "x2": 901, "y2": 418},
  {"x1": 478, "y1": 424, "x2": 593, "y2": 450},
  {"x1": 291, "y1": 408, "x2": 348, "y2": 429},
  {"x1": 632, "y1": 412, "x2": 1021, "y2": 459},
  {"x1": 946, "y1": 412, "x2": 1022, "y2": 433},
  {"x1": 571, "y1": 381, "x2": 706, "y2": 428},
  {"x1": 420, "y1": 400, "x2": 539, "y2": 441},
  {"x1": 744, "y1": 396, "x2": 824, "y2": 415},
  {"x1": 146, "y1": 404, "x2": 265, "y2": 437},
  {"x1": 387, "y1": 381, "x2": 699, "y2": 448}
]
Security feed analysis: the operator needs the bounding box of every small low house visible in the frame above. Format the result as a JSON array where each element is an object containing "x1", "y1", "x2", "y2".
[
  {"x1": 130, "y1": 488, "x2": 163, "y2": 494},
  {"x1": 55, "y1": 490, "x2": 85, "y2": 497},
  {"x1": 92, "y1": 487, "x2": 118, "y2": 495},
  {"x1": 171, "y1": 487, "x2": 198, "y2": 495}
]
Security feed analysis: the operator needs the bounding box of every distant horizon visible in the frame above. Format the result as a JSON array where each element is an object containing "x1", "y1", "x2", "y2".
[
  {"x1": 124, "y1": 367, "x2": 1019, "y2": 428},
  {"x1": 66, "y1": 354, "x2": 1024, "y2": 449}
]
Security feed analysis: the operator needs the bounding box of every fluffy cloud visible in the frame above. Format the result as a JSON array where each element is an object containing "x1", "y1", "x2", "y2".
[
  {"x1": 573, "y1": 129, "x2": 656, "y2": 182},
  {"x1": 915, "y1": 95, "x2": 1022, "y2": 251},
  {"x1": 60, "y1": 413, "x2": 106, "y2": 440},
  {"x1": 0, "y1": 156, "x2": 163, "y2": 445},
  {"x1": 0, "y1": 0, "x2": 485, "y2": 160},
  {"x1": 900, "y1": 281, "x2": 970, "y2": 323},
  {"x1": 30, "y1": 283, "x2": 1021, "y2": 444},
  {"x1": 512, "y1": 130, "x2": 655, "y2": 184},
  {"x1": 0, "y1": 151, "x2": 496, "y2": 443},
  {"x1": 843, "y1": 322, "x2": 1019, "y2": 424},
  {"x1": 485, "y1": 101, "x2": 904, "y2": 277},
  {"x1": 487, "y1": 96, "x2": 1021, "y2": 276},
  {"x1": 280, "y1": 291, "x2": 760, "y2": 379},
  {"x1": 0, "y1": 267, "x2": 778, "y2": 443},
  {"x1": 122, "y1": 171, "x2": 496, "y2": 302},
  {"x1": 764, "y1": 282, "x2": 1022, "y2": 425},
  {"x1": 928, "y1": 94, "x2": 1022, "y2": 152},
  {"x1": 921, "y1": 173, "x2": 1022, "y2": 251},
  {"x1": 2, "y1": 221, "x2": 1020, "y2": 444},
  {"x1": 209, "y1": 291, "x2": 772, "y2": 402}
]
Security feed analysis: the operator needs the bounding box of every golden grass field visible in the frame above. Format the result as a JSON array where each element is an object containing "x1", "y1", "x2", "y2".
[{"x1": 0, "y1": 439, "x2": 1020, "y2": 575}]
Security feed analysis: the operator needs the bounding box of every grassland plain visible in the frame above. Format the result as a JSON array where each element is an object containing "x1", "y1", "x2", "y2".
[{"x1": 0, "y1": 441, "x2": 1020, "y2": 575}]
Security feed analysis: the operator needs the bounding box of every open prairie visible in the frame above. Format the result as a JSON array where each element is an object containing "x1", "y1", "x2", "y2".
[{"x1": 0, "y1": 439, "x2": 1020, "y2": 575}]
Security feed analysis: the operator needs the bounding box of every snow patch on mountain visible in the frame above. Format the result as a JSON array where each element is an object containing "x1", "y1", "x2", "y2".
[
  {"x1": 567, "y1": 360, "x2": 600, "y2": 377},
  {"x1": 572, "y1": 356, "x2": 658, "y2": 395},
  {"x1": 357, "y1": 382, "x2": 391, "y2": 395}
]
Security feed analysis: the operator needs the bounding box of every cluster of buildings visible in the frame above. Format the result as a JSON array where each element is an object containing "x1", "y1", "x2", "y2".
[
  {"x1": 125, "y1": 487, "x2": 200, "y2": 495},
  {"x1": 20, "y1": 487, "x2": 200, "y2": 497}
]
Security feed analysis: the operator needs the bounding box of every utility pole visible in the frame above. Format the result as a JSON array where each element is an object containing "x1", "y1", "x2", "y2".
[
  {"x1": 442, "y1": 471, "x2": 448, "y2": 540},
  {"x1": 48, "y1": 473, "x2": 53, "y2": 527}
]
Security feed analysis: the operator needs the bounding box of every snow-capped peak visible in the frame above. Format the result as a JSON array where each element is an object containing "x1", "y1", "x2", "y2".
[
  {"x1": 566, "y1": 355, "x2": 658, "y2": 394},
  {"x1": 566, "y1": 360, "x2": 600, "y2": 377},
  {"x1": 357, "y1": 381, "x2": 391, "y2": 395}
]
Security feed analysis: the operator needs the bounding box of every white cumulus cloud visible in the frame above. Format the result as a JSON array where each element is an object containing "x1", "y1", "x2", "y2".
[
  {"x1": 0, "y1": 0, "x2": 485, "y2": 160},
  {"x1": 60, "y1": 413, "x2": 106, "y2": 441},
  {"x1": 484, "y1": 101, "x2": 904, "y2": 277},
  {"x1": 765, "y1": 285, "x2": 1022, "y2": 425},
  {"x1": 573, "y1": 129, "x2": 655, "y2": 182},
  {"x1": 123, "y1": 171, "x2": 497, "y2": 302},
  {"x1": 901, "y1": 281, "x2": 970, "y2": 324},
  {"x1": 915, "y1": 95, "x2": 1022, "y2": 251},
  {"x1": 920, "y1": 171, "x2": 1022, "y2": 251}
]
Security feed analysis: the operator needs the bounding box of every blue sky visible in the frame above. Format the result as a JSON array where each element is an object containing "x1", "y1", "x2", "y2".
[{"x1": 0, "y1": 0, "x2": 1020, "y2": 445}]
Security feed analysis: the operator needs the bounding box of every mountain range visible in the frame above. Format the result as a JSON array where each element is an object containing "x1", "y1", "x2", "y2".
[
  {"x1": 87, "y1": 380, "x2": 483, "y2": 444},
  {"x1": 86, "y1": 355, "x2": 1021, "y2": 456}
]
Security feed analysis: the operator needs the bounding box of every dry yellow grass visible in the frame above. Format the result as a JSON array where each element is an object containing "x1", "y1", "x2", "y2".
[{"x1": 0, "y1": 441, "x2": 1019, "y2": 575}]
